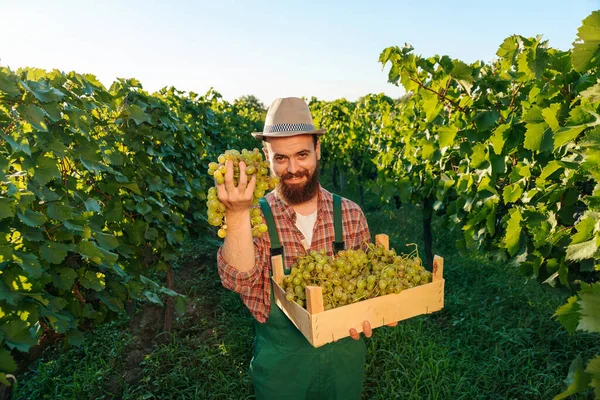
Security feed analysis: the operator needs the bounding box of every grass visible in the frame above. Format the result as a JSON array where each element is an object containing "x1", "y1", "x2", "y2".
[{"x1": 12, "y1": 193, "x2": 600, "y2": 399}]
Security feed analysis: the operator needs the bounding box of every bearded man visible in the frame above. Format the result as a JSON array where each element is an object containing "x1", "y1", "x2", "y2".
[{"x1": 216, "y1": 97, "x2": 394, "y2": 400}]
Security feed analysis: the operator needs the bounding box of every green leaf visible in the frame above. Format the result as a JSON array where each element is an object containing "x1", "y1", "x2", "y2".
[
  {"x1": 19, "y1": 104, "x2": 48, "y2": 132},
  {"x1": 34, "y1": 155, "x2": 61, "y2": 186},
  {"x1": 14, "y1": 252, "x2": 43, "y2": 278},
  {"x1": 144, "y1": 290, "x2": 163, "y2": 305},
  {"x1": 1, "y1": 133, "x2": 31, "y2": 156},
  {"x1": 0, "y1": 349, "x2": 17, "y2": 373},
  {"x1": 586, "y1": 356, "x2": 600, "y2": 399},
  {"x1": 423, "y1": 95, "x2": 443, "y2": 122},
  {"x1": 538, "y1": 160, "x2": 562, "y2": 182},
  {"x1": 577, "y1": 283, "x2": 600, "y2": 333},
  {"x1": 438, "y1": 126, "x2": 458, "y2": 148},
  {"x1": 136, "y1": 202, "x2": 152, "y2": 215},
  {"x1": 40, "y1": 241, "x2": 71, "y2": 264},
  {"x1": 503, "y1": 183, "x2": 523, "y2": 204},
  {"x1": 166, "y1": 229, "x2": 184, "y2": 245},
  {"x1": 473, "y1": 111, "x2": 499, "y2": 131},
  {"x1": 47, "y1": 203, "x2": 74, "y2": 221},
  {"x1": 80, "y1": 270, "x2": 105, "y2": 291},
  {"x1": 571, "y1": 215, "x2": 598, "y2": 244},
  {"x1": 18, "y1": 209, "x2": 48, "y2": 227},
  {"x1": 490, "y1": 124, "x2": 510, "y2": 154},
  {"x1": 542, "y1": 103, "x2": 561, "y2": 131},
  {"x1": 84, "y1": 199, "x2": 101, "y2": 213},
  {"x1": 572, "y1": 11, "x2": 600, "y2": 73},
  {"x1": 470, "y1": 143, "x2": 487, "y2": 168},
  {"x1": 78, "y1": 241, "x2": 104, "y2": 259},
  {"x1": 51, "y1": 267, "x2": 78, "y2": 290},
  {"x1": 504, "y1": 208, "x2": 522, "y2": 257},
  {"x1": 0, "y1": 68, "x2": 22, "y2": 97},
  {"x1": 126, "y1": 104, "x2": 151, "y2": 125},
  {"x1": 524, "y1": 123, "x2": 552, "y2": 152},
  {"x1": 581, "y1": 79, "x2": 600, "y2": 103},
  {"x1": 554, "y1": 355, "x2": 593, "y2": 400},
  {"x1": 0, "y1": 197, "x2": 15, "y2": 220},
  {"x1": 23, "y1": 79, "x2": 65, "y2": 103},
  {"x1": 104, "y1": 199, "x2": 123, "y2": 222},
  {"x1": 554, "y1": 125, "x2": 586, "y2": 149},
  {"x1": 145, "y1": 227, "x2": 158, "y2": 240},
  {"x1": 121, "y1": 182, "x2": 142, "y2": 195},
  {"x1": 1, "y1": 320, "x2": 37, "y2": 352},
  {"x1": 554, "y1": 295, "x2": 581, "y2": 334},
  {"x1": 566, "y1": 236, "x2": 598, "y2": 261},
  {"x1": 95, "y1": 232, "x2": 119, "y2": 250}
]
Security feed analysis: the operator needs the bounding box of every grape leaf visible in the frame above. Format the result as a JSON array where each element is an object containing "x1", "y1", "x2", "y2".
[
  {"x1": 1, "y1": 320, "x2": 37, "y2": 352},
  {"x1": 572, "y1": 11, "x2": 600, "y2": 73},
  {"x1": 40, "y1": 241, "x2": 71, "y2": 264},
  {"x1": 577, "y1": 283, "x2": 600, "y2": 333},
  {"x1": 566, "y1": 236, "x2": 598, "y2": 261},
  {"x1": 554, "y1": 295, "x2": 581, "y2": 334},
  {"x1": 0, "y1": 197, "x2": 15, "y2": 220},
  {"x1": 18, "y1": 210, "x2": 47, "y2": 227},
  {"x1": 0, "y1": 349, "x2": 17, "y2": 373},
  {"x1": 34, "y1": 155, "x2": 61, "y2": 186},
  {"x1": 554, "y1": 355, "x2": 593, "y2": 400}
]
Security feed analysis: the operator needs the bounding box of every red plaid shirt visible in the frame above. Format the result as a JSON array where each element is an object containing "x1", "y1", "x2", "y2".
[{"x1": 217, "y1": 186, "x2": 371, "y2": 323}]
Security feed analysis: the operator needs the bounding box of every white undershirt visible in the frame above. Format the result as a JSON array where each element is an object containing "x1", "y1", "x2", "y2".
[{"x1": 295, "y1": 210, "x2": 318, "y2": 249}]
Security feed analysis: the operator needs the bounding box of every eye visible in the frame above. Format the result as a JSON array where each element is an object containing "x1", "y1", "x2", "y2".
[
  {"x1": 274, "y1": 155, "x2": 285, "y2": 162},
  {"x1": 298, "y1": 152, "x2": 308, "y2": 159}
]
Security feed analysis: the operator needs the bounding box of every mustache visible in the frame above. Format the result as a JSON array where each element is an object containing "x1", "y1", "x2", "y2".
[{"x1": 282, "y1": 170, "x2": 309, "y2": 180}]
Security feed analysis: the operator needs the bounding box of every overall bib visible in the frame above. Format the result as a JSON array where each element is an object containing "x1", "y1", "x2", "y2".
[{"x1": 249, "y1": 196, "x2": 366, "y2": 400}]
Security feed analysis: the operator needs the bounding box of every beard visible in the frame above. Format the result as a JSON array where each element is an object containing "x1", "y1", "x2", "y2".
[{"x1": 276, "y1": 161, "x2": 320, "y2": 205}]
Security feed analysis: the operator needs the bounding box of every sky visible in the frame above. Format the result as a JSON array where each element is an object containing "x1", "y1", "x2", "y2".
[{"x1": 1, "y1": 1, "x2": 599, "y2": 106}]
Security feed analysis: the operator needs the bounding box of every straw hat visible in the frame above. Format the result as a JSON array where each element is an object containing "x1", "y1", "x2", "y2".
[{"x1": 251, "y1": 97, "x2": 326, "y2": 139}]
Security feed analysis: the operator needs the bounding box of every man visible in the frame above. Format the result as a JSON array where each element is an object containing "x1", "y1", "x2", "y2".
[{"x1": 216, "y1": 97, "x2": 395, "y2": 399}]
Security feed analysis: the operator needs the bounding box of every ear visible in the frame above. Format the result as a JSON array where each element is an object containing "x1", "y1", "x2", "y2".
[
  {"x1": 262, "y1": 140, "x2": 270, "y2": 160},
  {"x1": 316, "y1": 139, "x2": 321, "y2": 161}
]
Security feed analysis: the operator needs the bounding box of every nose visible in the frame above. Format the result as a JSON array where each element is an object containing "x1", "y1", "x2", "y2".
[{"x1": 287, "y1": 158, "x2": 299, "y2": 174}]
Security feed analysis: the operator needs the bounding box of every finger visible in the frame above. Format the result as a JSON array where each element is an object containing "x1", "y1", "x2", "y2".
[
  {"x1": 216, "y1": 177, "x2": 228, "y2": 203},
  {"x1": 362, "y1": 321, "x2": 372, "y2": 338},
  {"x1": 245, "y1": 174, "x2": 257, "y2": 198},
  {"x1": 349, "y1": 328, "x2": 359, "y2": 340},
  {"x1": 386, "y1": 321, "x2": 398, "y2": 327},
  {"x1": 224, "y1": 160, "x2": 236, "y2": 193},
  {"x1": 238, "y1": 161, "x2": 248, "y2": 190}
]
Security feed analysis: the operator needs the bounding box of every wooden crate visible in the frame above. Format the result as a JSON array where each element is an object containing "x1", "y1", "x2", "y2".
[{"x1": 271, "y1": 234, "x2": 445, "y2": 348}]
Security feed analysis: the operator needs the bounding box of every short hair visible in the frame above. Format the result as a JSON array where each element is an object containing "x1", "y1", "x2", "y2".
[{"x1": 262, "y1": 134, "x2": 319, "y2": 149}]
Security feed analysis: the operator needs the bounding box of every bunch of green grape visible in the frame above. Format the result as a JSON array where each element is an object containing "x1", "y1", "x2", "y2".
[
  {"x1": 282, "y1": 243, "x2": 432, "y2": 310},
  {"x1": 206, "y1": 148, "x2": 279, "y2": 238}
]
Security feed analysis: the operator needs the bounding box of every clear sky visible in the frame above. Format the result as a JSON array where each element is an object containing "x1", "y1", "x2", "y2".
[{"x1": 1, "y1": 1, "x2": 599, "y2": 105}]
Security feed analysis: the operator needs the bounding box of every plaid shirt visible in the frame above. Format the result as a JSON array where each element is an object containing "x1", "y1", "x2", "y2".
[{"x1": 217, "y1": 186, "x2": 371, "y2": 323}]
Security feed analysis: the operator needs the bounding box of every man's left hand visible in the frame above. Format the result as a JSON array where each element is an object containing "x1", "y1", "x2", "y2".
[{"x1": 349, "y1": 320, "x2": 398, "y2": 340}]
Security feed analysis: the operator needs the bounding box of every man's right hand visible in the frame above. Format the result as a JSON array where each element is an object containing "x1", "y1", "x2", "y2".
[{"x1": 216, "y1": 160, "x2": 257, "y2": 213}]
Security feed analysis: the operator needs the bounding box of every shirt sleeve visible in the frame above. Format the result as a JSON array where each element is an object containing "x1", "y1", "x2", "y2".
[{"x1": 216, "y1": 233, "x2": 272, "y2": 323}]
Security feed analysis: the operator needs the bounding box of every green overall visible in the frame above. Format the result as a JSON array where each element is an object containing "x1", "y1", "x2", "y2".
[{"x1": 249, "y1": 196, "x2": 366, "y2": 400}]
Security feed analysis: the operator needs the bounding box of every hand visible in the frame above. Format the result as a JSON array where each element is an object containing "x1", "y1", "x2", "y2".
[
  {"x1": 349, "y1": 321, "x2": 372, "y2": 340},
  {"x1": 216, "y1": 160, "x2": 257, "y2": 213},
  {"x1": 348, "y1": 320, "x2": 398, "y2": 340}
]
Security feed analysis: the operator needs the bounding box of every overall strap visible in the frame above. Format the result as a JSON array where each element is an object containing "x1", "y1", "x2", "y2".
[
  {"x1": 258, "y1": 198, "x2": 284, "y2": 261},
  {"x1": 332, "y1": 194, "x2": 345, "y2": 252}
]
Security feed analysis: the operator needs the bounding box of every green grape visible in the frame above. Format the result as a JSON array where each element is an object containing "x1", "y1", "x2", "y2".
[{"x1": 207, "y1": 148, "x2": 279, "y2": 239}]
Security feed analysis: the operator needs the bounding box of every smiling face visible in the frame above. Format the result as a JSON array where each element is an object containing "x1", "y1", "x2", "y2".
[{"x1": 262, "y1": 134, "x2": 321, "y2": 205}]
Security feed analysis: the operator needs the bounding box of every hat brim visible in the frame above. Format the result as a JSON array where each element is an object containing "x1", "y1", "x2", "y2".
[{"x1": 251, "y1": 128, "x2": 326, "y2": 140}]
